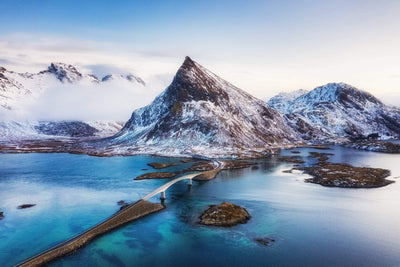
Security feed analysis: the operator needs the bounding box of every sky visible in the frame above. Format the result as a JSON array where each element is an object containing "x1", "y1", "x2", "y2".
[{"x1": 1, "y1": 0, "x2": 400, "y2": 110}]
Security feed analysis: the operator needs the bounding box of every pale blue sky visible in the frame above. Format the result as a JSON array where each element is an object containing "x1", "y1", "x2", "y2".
[{"x1": 1, "y1": 0, "x2": 399, "y2": 104}]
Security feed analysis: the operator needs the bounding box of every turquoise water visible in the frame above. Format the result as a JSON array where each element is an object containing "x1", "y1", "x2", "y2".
[{"x1": 1, "y1": 147, "x2": 400, "y2": 266}]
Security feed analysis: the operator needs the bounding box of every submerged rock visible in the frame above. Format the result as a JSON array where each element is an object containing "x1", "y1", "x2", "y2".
[
  {"x1": 17, "y1": 204, "x2": 36, "y2": 209},
  {"x1": 0, "y1": 211, "x2": 4, "y2": 220},
  {"x1": 117, "y1": 200, "x2": 129, "y2": 211},
  {"x1": 199, "y1": 202, "x2": 251, "y2": 227},
  {"x1": 255, "y1": 237, "x2": 275, "y2": 246}
]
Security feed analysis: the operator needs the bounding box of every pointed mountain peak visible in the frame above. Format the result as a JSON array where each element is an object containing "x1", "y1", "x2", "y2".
[
  {"x1": 176, "y1": 56, "x2": 200, "y2": 77},
  {"x1": 46, "y1": 62, "x2": 83, "y2": 83},
  {"x1": 165, "y1": 56, "x2": 252, "y2": 106}
]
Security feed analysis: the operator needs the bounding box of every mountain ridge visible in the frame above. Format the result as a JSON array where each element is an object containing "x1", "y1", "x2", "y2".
[
  {"x1": 268, "y1": 82, "x2": 400, "y2": 141},
  {"x1": 101, "y1": 56, "x2": 300, "y2": 158}
]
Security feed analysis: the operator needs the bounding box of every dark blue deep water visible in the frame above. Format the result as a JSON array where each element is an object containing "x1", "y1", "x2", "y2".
[{"x1": 1, "y1": 146, "x2": 400, "y2": 266}]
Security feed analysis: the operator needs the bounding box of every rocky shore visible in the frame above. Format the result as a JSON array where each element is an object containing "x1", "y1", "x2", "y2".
[
  {"x1": 345, "y1": 140, "x2": 400, "y2": 153},
  {"x1": 199, "y1": 202, "x2": 251, "y2": 227}
]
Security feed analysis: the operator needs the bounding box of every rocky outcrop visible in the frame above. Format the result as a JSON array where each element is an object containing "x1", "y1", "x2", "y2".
[
  {"x1": 17, "y1": 204, "x2": 36, "y2": 209},
  {"x1": 199, "y1": 202, "x2": 251, "y2": 226}
]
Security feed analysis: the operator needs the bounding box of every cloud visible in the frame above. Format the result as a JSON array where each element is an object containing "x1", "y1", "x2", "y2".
[{"x1": 23, "y1": 79, "x2": 164, "y2": 122}]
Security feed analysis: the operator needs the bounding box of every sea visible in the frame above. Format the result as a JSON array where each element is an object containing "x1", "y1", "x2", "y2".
[{"x1": 0, "y1": 145, "x2": 399, "y2": 266}]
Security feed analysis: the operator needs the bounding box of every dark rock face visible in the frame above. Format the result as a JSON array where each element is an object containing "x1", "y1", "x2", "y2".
[
  {"x1": 17, "y1": 204, "x2": 36, "y2": 209},
  {"x1": 35, "y1": 121, "x2": 99, "y2": 137},
  {"x1": 109, "y1": 57, "x2": 300, "y2": 157},
  {"x1": 44, "y1": 63, "x2": 84, "y2": 83},
  {"x1": 199, "y1": 202, "x2": 251, "y2": 226}
]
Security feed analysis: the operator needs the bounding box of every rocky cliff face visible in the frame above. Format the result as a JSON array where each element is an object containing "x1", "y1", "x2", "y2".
[
  {"x1": 269, "y1": 83, "x2": 400, "y2": 141},
  {"x1": 107, "y1": 57, "x2": 300, "y2": 157}
]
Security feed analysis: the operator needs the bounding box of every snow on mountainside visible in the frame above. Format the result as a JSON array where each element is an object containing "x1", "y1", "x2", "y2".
[
  {"x1": 267, "y1": 89, "x2": 308, "y2": 114},
  {"x1": 102, "y1": 74, "x2": 145, "y2": 86},
  {"x1": 43, "y1": 62, "x2": 100, "y2": 83},
  {"x1": 102, "y1": 56, "x2": 301, "y2": 158},
  {"x1": 0, "y1": 120, "x2": 124, "y2": 141},
  {"x1": 268, "y1": 83, "x2": 400, "y2": 141},
  {"x1": 0, "y1": 62, "x2": 145, "y2": 111},
  {"x1": 0, "y1": 63, "x2": 143, "y2": 140}
]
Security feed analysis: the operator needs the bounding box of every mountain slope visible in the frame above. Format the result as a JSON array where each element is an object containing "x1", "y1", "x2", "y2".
[
  {"x1": 0, "y1": 63, "x2": 143, "y2": 139},
  {"x1": 101, "y1": 74, "x2": 145, "y2": 86},
  {"x1": 269, "y1": 83, "x2": 400, "y2": 141},
  {"x1": 104, "y1": 57, "x2": 300, "y2": 157},
  {"x1": 267, "y1": 89, "x2": 308, "y2": 114},
  {"x1": 0, "y1": 63, "x2": 145, "y2": 111}
]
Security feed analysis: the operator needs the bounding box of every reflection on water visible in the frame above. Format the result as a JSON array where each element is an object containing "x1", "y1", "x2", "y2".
[{"x1": 0, "y1": 147, "x2": 400, "y2": 267}]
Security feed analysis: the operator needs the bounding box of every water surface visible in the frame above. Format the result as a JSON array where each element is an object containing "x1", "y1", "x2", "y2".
[{"x1": 0, "y1": 146, "x2": 399, "y2": 266}]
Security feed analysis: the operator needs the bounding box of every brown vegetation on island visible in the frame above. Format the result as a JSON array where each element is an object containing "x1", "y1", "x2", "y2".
[
  {"x1": 278, "y1": 156, "x2": 305, "y2": 164},
  {"x1": 296, "y1": 163, "x2": 393, "y2": 188},
  {"x1": 199, "y1": 202, "x2": 251, "y2": 227},
  {"x1": 134, "y1": 172, "x2": 176, "y2": 180}
]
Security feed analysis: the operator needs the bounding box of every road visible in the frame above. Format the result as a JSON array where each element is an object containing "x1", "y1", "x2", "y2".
[{"x1": 16, "y1": 160, "x2": 222, "y2": 267}]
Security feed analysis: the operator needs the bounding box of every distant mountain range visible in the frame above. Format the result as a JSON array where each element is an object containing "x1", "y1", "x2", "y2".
[
  {"x1": 0, "y1": 62, "x2": 145, "y2": 111},
  {"x1": 1, "y1": 57, "x2": 399, "y2": 158},
  {"x1": 268, "y1": 83, "x2": 400, "y2": 142},
  {"x1": 0, "y1": 63, "x2": 145, "y2": 140}
]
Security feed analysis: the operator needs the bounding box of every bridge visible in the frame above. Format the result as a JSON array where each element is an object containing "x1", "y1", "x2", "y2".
[{"x1": 16, "y1": 160, "x2": 223, "y2": 267}]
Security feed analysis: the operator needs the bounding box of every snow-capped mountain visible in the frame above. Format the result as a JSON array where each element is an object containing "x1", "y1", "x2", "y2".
[
  {"x1": 0, "y1": 120, "x2": 124, "y2": 141},
  {"x1": 0, "y1": 63, "x2": 142, "y2": 140},
  {"x1": 268, "y1": 83, "x2": 400, "y2": 141},
  {"x1": 0, "y1": 62, "x2": 145, "y2": 111},
  {"x1": 43, "y1": 62, "x2": 100, "y2": 83},
  {"x1": 101, "y1": 74, "x2": 145, "y2": 86},
  {"x1": 103, "y1": 56, "x2": 301, "y2": 157},
  {"x1": 267, "y1": 89, "x2": 308, "y2": 114}
]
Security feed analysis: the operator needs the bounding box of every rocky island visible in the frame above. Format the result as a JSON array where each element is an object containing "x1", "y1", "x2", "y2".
[
  {"x1": 199, "y1": 202, "x2": 251, "y2": 227},
  {"x1": 297, "y1": 163, "x2": 393, "y2": 188},
  {"x1": 134, "y1": 172, "x2": 176, "y2": 180}
]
